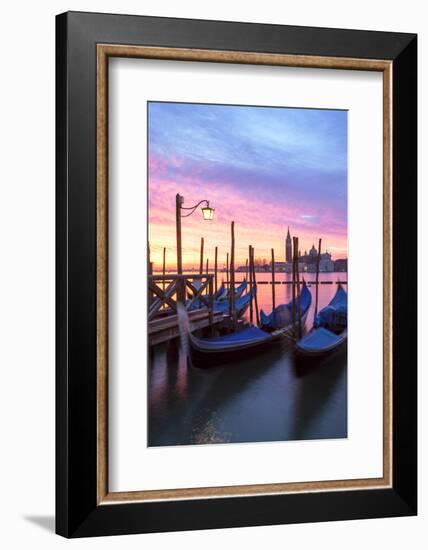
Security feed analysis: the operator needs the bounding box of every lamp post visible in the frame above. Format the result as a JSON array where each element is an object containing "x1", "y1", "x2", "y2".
[{"x1": 175, "y1": 193, "x2": 215, "y2": 276}]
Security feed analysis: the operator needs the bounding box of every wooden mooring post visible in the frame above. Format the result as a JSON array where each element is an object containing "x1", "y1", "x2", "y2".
[
  {"x1": 291, "y1": 239, "x2": 296, "y2": 337},
  {"x1": 250, "y1": 246, "x2": 260, "y2": 326},
  {"x1": 230, "y1": 221, "x2": 236, "y2": 327},
  {"x1": 162, "y1": 247, "x2": 166, "y2": 293},
  {"x1": 226, "y1": 252, "x2": 229, "y2": 291},
  {"x1": 248, "y1": 245, "x2": 253, "y2": 324},
  {"x1": 148, "y1": 241, "x2": 153, "y2": 306},
  {"x1": 293, "y1": 237, "x2": 302, "y2": 339},
  {"x1": 199, "y1": 237, "x2": 204, "y2": 275},
  {"x1": 271, "y1": 248, "x2": 276, "y2": 310},
  {"x1": 208, "y1": 275, "x2": 214, "y2": 332},
  {"x1": 175, "y1": 194, "x2": 183, "y2": 276},
  {"x1": 214, "y1": 246, "x2": 218, "y2": 292},
  {"x1": 314, "y1": 238, "x2": 322, "y2": 318}
]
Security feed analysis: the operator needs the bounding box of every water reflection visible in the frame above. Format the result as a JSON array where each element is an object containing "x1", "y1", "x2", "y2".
[{"x1": 148, "y1": 272, "x2": 347, "y2": 447}]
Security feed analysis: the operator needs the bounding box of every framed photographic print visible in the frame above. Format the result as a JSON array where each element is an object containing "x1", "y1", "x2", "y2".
[{"x1": 56, "y1": 11, "x2": 417, "y2": 537}]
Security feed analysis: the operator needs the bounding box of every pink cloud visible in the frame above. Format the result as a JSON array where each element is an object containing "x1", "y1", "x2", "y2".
[{"x1": 147, "y1": 151, "x2": 347, "y2": 269}]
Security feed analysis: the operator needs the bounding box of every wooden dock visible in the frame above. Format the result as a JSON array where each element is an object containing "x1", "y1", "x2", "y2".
[
  {"x1": 148, "y1": 273, "x2": 225, "y2": 346},
  {"x1": 149, "y1": 308, "x2": 225, "y2": 346}
]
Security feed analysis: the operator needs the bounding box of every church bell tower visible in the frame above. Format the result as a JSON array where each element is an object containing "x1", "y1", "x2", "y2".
[{"x1": 285, "y1": 227, "x2": 292, "y2": 262}]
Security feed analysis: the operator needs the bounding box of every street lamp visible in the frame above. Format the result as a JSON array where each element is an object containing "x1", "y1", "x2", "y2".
[
  {"x1": 201, "y1": 204, "x2": 215, "y2": 220},
  {"x1": 175, "y1": 193, "x2": 214, "y2": 275}
]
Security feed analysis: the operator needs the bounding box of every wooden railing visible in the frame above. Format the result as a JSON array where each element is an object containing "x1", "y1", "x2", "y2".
[{"x1": 148, "y1": 274, "x2": 214, "y2": 322}]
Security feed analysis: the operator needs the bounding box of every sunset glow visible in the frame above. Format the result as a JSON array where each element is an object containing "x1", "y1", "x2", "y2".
[{"x1": 148, "y1": 102, "x2": 347, "y2": 270}]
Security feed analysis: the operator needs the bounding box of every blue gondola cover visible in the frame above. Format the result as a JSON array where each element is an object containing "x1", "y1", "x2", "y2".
[
  {"x1": 314, "y1": 286, "x2": 347, "y2": 331},
  {"x1": 261, "y1": 283, "x2": 311, "y2": 330}
]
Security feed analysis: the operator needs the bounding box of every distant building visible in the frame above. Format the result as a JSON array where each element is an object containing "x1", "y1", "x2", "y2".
[
  {"x1": 304, "y1": 263, "x2": 317, "y2": 273},
  {"x1": 319, "y1": 258, "x2": 334, "y2": 272},
  {"x1": 334, "y1": 259, "x2": 348, "y2": 272},
  {"x1": 287, "y1": 235, "x2": 338, "y2": 272},
  {"x1": 297, "y1": 244, "x2": 331, "y2": 266},
  {"x1": 285, "y1": 227, "x2": 292, "y2": 263},
  {"x1": 237, "y1": 225, "x2": 347, "y2": 274},
  {"x1": 271, "y1": 261, "x2": 292, "y2": 273}
]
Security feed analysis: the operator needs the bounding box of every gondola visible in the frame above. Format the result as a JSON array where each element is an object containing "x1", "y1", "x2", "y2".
[
  {"x1": 234, "y1": 278, "x2": 247, "y2": 298},
  {"x1": 295, "y1": 285, "x2": 347, "y2": 357},
  {"x1": 187, "y1": 324, "x2": 282, "y2": 366},
  {"x1": 187, "y1": 280, "x2": 249, "y2": 315},
  {"x1": 213, "y1": 284, "x2": 227, "y2": 301},
  {"x1": 212, "y1": 288, "x2": 254, "y2": 317},
  {"x1": 215, "y1": 279, "x2": 247, "y2": 301},
  {"x1": 180, "y1": 285, "x2": 312, "y2": 367},
  {"x1": 260, "y1": 281, "x2": 311, "y2": 331}
]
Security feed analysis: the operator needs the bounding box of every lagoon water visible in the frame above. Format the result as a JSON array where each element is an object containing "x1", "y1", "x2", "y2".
[{"x1": 148, "y1": 272, "x2": 347, "y2": 447}]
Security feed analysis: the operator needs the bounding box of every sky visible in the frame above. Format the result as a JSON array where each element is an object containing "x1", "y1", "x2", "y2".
[{"x1": 148, "y1": 101, "x2": 347, "y2": 270}]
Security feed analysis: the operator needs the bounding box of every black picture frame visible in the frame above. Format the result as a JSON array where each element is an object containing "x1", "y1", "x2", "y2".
[{"x1": 56, "y1": 11, "x2": 417, "y2": 538}]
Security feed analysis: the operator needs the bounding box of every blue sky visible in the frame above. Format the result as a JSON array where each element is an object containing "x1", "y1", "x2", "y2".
[{"x1": 148, "y1": 101, "x2": 348, "y2": 267}]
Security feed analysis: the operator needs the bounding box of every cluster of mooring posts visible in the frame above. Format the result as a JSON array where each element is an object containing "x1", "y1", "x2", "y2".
[
  {"x1": 148, "y1": 193, "x2": 345, "y2": 347},
  {"x1": 149, "y1": 234, "x2": 333, "y2": 346}
]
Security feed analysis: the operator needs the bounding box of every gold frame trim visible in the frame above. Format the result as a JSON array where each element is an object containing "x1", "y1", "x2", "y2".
[{"x1": 96, "y1": 44, "x2": 393, "y2": 505}]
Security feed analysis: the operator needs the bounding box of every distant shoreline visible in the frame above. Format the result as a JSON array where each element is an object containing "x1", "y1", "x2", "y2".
[{"x1": 152, "y1": 270, "x2": 348, "y2": 275}]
